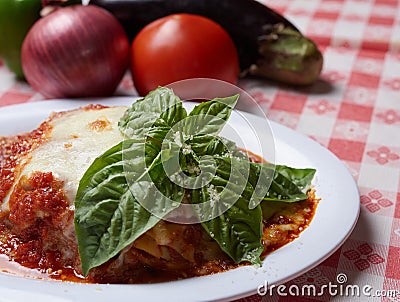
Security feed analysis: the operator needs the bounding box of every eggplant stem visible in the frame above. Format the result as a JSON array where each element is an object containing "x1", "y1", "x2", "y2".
[{"x1": 245, "y1": 24, "x2": 324, "y2": 85}]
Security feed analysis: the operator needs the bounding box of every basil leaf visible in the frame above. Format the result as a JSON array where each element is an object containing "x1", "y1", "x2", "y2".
[
  {"x1": 125, "y1": 139, "x2": 184, "y2": 217},
  {"x1": 191, "y1": 156, "x2": 263, "y2": 264},
  {"x1": 119, "y1": 87, "x2": 187, "y2": 138},
  {"x1": 249, "y1": 163, "x2": 315, "y2": 202},
  {"x1": 249, "y1": 163, "x2": 315, "y2": 220},
  {"x1": 74, "y1": 139, "x2": 183, "y2": 276},
  {"x1": 275, "y1": 165, "x2": 316, "y2": 193},
  {"x1": 266, "y1": 171, "x2": 307, "y2": 202},
  {"x1": 185, "y1": 95, "x2": 239, "y2": 138},
  {"x1": 190, "y1": 135, "x2": 245, "y2": 159},
  {"x1": 259, "y1": 166, "x2": 315, "y2": 220},
  {"x1": 198, "y1": 194, "x2": 264, "y2": 265}
]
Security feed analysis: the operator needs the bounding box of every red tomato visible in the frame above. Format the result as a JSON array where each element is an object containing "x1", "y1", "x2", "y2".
[{"x1": 130, "y1": 14, "x2": 240, "y2": 96}]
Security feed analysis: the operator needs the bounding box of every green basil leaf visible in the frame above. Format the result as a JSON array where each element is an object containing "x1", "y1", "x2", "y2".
[
  {"x1": 246, "y1": 163, "x2": 316, "y2": 220},
  {"x1": 125, "y1": 139, "x2": 184, "y2": 215},
  {"x1": 274, "y1": 165, "x2": 316, "y2": 193},
  {"x1": 119, "y1": 87, "x2": 187, "y2": 138},
  {"x1": 74, "y1": 139, "x2": 183, "y2": 276},
  {"x1": 190, "y1": 135, "x2": 245, "y2": 159},
  {"x1": 260, "y1": 168, "x2": 313, "y2": 219},
  {"x1": 185, "y1": 95, "x2": 239, "y2": 138},
  {"x1": 191, "y1": 156, "x2": 263, "y2": 264},
  {"x1": 267, "y1": 171, "x2": 307, "y2": 202},
  {"x1": 199, "y1": 195, "x2": 263, "y2": 265},
  {"x1": 249, "y1": 163, "x2": 315, "y2": 202}
]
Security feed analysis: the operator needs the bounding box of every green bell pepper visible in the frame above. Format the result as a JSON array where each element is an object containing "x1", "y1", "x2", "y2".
[
  {"x1": 0, "y1": 0, "x2": 82, "y2": 79},
  {"x1": 0, "y1": 0, "x2": 42, "y2": 79}
]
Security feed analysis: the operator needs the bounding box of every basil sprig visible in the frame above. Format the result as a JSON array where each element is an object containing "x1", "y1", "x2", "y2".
[
  {"x1": 74, "y1": 87, "x2": 316, "y2": 275},
  {"x1": 74, "y1": 138, "x2": 185, "y2": 275}
]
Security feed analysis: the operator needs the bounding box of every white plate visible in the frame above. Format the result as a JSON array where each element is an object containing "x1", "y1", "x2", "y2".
[{"x1": 0, "y1": 98, "x2": 360, "y2": 302}]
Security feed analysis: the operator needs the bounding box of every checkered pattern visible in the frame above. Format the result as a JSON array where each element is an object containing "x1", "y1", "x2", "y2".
[
  {"x1": 239, "y1": 1, "x2": 400, "y2": 301},
  {"x1": 0, "y1": 0, "x2": 399, "y2": 301}
]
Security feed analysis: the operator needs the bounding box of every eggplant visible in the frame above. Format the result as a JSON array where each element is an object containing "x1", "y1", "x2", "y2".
[{"x1": 90, "y1": 0, "x2": 323, "y2": 85}]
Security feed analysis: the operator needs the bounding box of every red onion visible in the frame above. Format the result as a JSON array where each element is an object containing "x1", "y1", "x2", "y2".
[{"x1": 21, "y1": 5, "x2": 130, "y2": 98}]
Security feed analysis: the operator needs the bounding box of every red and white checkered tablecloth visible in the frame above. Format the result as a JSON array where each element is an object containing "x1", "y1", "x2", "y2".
[{"x1": 0, "y1": 0, "x2": 399, "y2": 301}]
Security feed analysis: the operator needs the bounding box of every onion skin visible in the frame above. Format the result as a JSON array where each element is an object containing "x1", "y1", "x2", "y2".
[{"x1": 22, "y1": 5, "x2": 130, "y2": 98}]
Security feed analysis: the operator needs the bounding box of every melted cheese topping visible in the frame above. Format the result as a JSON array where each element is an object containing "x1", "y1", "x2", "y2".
[{"x1": 2, "y1": 106, "x2": 126, "y2": 211}]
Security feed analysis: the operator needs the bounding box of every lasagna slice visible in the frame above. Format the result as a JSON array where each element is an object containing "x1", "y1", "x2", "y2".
[{"x1": 0, "y1": 104, "x2": 318, "y2": 283}]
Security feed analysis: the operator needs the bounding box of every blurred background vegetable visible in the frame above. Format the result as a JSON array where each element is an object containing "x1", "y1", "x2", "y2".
[
  {"x1": 131, "y1": 14, "x2": 240, "y2": 96},
  {"x1": 0, "y1": 0, "x2": 42, "y2": 79},
  {"x1": 21, "y1": 4, "x2": 130, "y2": 98},
  {"x1": 91, "y1": 0, "x2": 323, "y2": 86},
  {"x1": 0, "y1": 0, "x2": 81, "y2": 80},
  {"x1": 246, "y1": 25, "x2": 323, "y2": 85}
]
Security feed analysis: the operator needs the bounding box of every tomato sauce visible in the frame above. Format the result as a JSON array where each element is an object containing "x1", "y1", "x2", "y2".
[
  {"x1": 0, "y1": 170, "x2": 74, "y2": 277},
  {"x1": 261, "y1": 195, "x2": 318, "y2": 257},
  {"x1": 0, "y1": 121, "x2": 51, "y2": 202}
]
